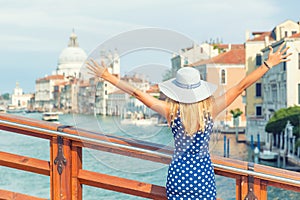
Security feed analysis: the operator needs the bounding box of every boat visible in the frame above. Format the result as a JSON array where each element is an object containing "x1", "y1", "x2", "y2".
[
  {"x1": 120, "y1": 111, "x2": 158, "y2": 126},
  {"x1": 121, "y1": 118, "x2": 158, "y2": 126},
  {"x1": 6, "y1": 104, "x2": 25, "y2": 113},
  {"x1": 42, "y1": 112, "x2": 59, "y2": 121},
  {"x1": 0, "y1": 107, "x2": 6, "y2": 113},
  {"x1": 259, "y1": 150, "x2": 278, "y2": 161}
]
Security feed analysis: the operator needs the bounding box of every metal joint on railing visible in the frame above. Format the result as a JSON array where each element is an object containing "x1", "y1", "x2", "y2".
[
  {"x1": 244, "y1": 162, "x2": 258, "y2": 200},
  {"x1": 57, "y1": 125, "x2": 73, "y2": 132},
  {"x1": 54, "y1": 136, "x2": 67, "y2": 175}
]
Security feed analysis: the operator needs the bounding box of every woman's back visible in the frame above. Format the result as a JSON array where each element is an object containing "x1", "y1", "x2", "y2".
[{"x1": 166, "y1": 110, "x2": 216, "y2": 199}]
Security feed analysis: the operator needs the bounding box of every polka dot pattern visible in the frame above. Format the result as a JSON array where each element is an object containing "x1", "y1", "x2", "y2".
[{"x1": 166, "y1": 111, "x2": 216, "y2": 200}]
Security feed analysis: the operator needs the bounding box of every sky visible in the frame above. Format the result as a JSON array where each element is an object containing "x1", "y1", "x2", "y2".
[{"x1": 0, "y1": 0, "x2": 299, "y2": 94}]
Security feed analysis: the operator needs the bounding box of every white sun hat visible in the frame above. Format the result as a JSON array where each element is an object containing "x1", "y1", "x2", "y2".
[{"x1": 158, "y1": 67, "x2": 217, "y2": 103}]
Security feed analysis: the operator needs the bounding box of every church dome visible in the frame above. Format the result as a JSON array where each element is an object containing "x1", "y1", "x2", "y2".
[{"x1": 57, "y1": 31, "x2": 87, "y2": 74}]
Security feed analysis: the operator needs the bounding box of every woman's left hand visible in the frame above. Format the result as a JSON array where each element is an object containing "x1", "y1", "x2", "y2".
[{"x1": 265, "y1": 42, "x2": 292, "y2": 68}]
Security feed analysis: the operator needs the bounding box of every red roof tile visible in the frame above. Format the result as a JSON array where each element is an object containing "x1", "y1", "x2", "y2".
[
  {"x1": 146, "y1": 84, "x2": 159, "y2": 93},
  {"x1": 248, "y1": 31, "x2": 275, "y2": 42},
  {"x1": 190, "y1": 47, "x2": 245, "y2": 66},
  {"x1": 110, "y1": 89, "x2": 125, "y2": 94},
  {"x1": 289, "y1": 32, "x2": 300, "y2": 38},
  {"x1": 36, "y1": 74, "x2": 64, "y2": 82}
]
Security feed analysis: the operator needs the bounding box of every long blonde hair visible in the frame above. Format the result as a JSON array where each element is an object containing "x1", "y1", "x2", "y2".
[{"x1": 167, "y1": 96, "x2": 213, "y2": 136}]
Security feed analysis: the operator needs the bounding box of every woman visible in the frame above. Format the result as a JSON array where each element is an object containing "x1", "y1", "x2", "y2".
[{"x1": 87, "y1": 43, "x2": 291, "y2": 199}]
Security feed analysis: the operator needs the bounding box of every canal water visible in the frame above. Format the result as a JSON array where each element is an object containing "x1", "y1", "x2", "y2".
[{"x1": 0, "y1": 113, "x2": 299, "y2": 200}]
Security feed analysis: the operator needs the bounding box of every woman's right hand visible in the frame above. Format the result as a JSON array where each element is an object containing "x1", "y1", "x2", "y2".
[{"x1": 86, "y1": 59, "x2": 108, "y2": 79}]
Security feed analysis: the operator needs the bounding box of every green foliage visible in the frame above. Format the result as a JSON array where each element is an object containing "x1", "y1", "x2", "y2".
[
  {"x1": 1, "y1": 93, "x2": 10, "y2": 100},
  {"x1": 230, "y1": 108, "x2": 243, "y2": 118},
  {"x1": 265, "y1": 106, "x2": 300, "y2": 134}
]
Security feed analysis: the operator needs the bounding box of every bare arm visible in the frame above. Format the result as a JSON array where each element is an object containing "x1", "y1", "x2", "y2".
[
  {"x1": 86, "y1": 60, "x2": 169, "y2": 118},
  {"x1": 212, "y1": 43, "x2": 292, "y2": 118}
]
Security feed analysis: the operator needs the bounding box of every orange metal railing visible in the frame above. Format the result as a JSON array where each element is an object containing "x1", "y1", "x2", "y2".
[{"x1": 0, "y1": 113, "x2": 299, "y2": 200}]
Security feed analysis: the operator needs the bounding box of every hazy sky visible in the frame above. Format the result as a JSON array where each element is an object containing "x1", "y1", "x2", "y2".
[{"x1": 0, "y1": 0, "x2": 299, "y2": 93}]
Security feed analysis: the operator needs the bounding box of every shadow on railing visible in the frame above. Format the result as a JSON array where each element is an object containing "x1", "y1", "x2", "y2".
[{"x1": 0, "y1": 113, "x2": 299, "y2": 200}]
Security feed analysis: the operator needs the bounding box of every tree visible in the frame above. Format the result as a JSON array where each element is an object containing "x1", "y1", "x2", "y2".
[
  {"x1": 230, "y1": 108, "x2": 243, "y2": 142},
  {"x1": 1, "y1": 93, "x2": 10, "y2": 100},
  {"x1": 265, "y1": 105, "x2": 300, "y2": 137}
]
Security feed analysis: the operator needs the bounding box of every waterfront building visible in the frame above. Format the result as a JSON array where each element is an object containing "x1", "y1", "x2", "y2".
[
  {"x1": 11, "y1": 82, "x2": 33, "y2": 110},
  {"x1": 35, "y1": 31, "x2": 87, "y2": 112},
  {"x1": 262, "y1": 33, "x2": 300, "y2": 120},
  {"x1": 245, "y1": 19, "x2": 300, "y2": 143},
  {"x1": 105, "y1": 74, "x2": 152, "y2": 116},
  {"x1": 35, "y1": 75, "x2": 65, "y2": 111},
  {"x1": 170, "y1": 43, "x2": 219, "y2": 78},
  {"x1": 190, "y1": 44, "x2": 246, "y2": 128},
  {"x1": 93, "y1": 50, "x2": 121, "y2": 115}
]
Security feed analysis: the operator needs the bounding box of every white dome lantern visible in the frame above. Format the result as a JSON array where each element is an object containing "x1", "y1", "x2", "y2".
[{"x1": 56, "y1": 31, "x2": 87, "y2": 78}]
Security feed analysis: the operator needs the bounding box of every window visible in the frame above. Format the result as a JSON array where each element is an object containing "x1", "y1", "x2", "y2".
[
  {"x1": 271, "y1": 84, "x2": 277, "y2": 100},
  {"x1": 285, "y1": 31, "x2": 288, "y2": 37},
  {"x1": 256, "y1": 83, "x2": 262, "y2": 97},
  {"x1": 256, "y1": 106, "x2": 262, "y2": 117},
  {"x1": 298, "y1": 53, "x2": 300, "y2": 70},
  {"x1": 292, "y1": 31, "x2": 297, "y2": 35},
  {"x1": 184, "y1": 57, "x2": 188, "y2": 65},
  {"x1": 298, "y1": 84, "x2": 300, "y2": 105},
  {"x1": 283, "y1": 62, "x2": 286, "y2": 71},
  {"x1": 256, "y1": 54, "x2": 262, "y2": 66},
  {"x1": 220, "y1": 69, "x2": 226, "y2": 84}
]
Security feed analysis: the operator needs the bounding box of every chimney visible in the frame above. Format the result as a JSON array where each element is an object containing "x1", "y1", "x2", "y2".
[
  {"x1": 264, "y1": 36, "x2": 270, "y2": 47},
  {"x1": 245, "y1": 30, "x2": 250, "y2": 41}
]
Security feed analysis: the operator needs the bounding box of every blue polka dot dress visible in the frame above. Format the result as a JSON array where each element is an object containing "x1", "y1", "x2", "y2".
[{"x1": 166, "y1": 111, "x2": 216, "y2": 200}]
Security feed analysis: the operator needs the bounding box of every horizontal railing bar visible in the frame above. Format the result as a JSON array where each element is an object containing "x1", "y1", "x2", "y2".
[
  {"x1": 213, "y1": 163, "x2": 300, "y2": 188},
  {"x1": 0, "y1": 119, "x2": 172, "y2": 159},
  {"x1": 0, "y1": 113, "x2": 174, "y2": 154},
  {"x1": 0, "y1": 151, "x2": 50, "y2": 176},
  {"x1": 0, "y1": 189, "x2": 48, "y2": 200},
  {"x1": 78, "y1": 169, "x2": 166, "y2": 199}
]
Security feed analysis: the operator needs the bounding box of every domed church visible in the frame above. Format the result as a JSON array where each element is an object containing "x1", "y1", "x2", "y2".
[
  {"x1": 56, "y1": 31, "x2": 87, "y2": 78},
  {"x1": 35, "y1": 31, "x2": 87, "y2": 112}
]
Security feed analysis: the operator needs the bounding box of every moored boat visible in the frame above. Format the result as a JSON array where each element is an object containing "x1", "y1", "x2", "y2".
[
  {"x1": 42, "y1": 112, "x2": 59, "y2": 121},
  {"x1": 259, "y1": 150, "x2": 278, "y2": 161}
]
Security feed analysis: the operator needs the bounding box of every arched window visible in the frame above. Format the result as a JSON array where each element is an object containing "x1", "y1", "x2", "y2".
[{"x1": 220, "y1": 69, "x2": 226, "y2": 84}]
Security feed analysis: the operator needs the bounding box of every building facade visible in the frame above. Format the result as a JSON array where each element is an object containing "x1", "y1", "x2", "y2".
[
  {"x1": 245, "y1": 20, "x2": 300, "y2": 142},
  {"x1": 170, "y1": 43, "x2": 219, "y2": 79},
  {"x1": 262, "y1": 34, "x2": 300, "y2": 121},
  {"x1": 11, "y1": 82, "x2": 33, "y2": 110},
  {"x1": 35, "y1": 75, "x2": 65, "y2": 111},
  {"x1": 35, "y1": 31, "x2": 87, "y2": 112},
  {"x1": 191, "y1": 44, "x2": 246, "y2": 128}
]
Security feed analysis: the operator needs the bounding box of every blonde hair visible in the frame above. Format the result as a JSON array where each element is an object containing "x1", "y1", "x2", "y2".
[{"x1": 167, "y1": 97, "x2": 213, "y2": 136}]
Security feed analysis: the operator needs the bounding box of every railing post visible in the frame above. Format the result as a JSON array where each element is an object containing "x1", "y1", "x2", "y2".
[
  {"x1": 50, "y1": 136, "x2": 72, "y2": 200},
  {"x1": 236, "y1": 176, "x2": 242, "y2": 200},
  {"x1": 241, "y1": 175, "x2": 248, "y2": 200},
  {"x1": 244, "y1": 163, "x2": 258, "y2": 200},
  {"x1": 260, "y1": 180, "x2": 268, "y2": 200},
  {"x1": 253, "y1": 178, "x2": 261, "y2": 199},
  {"x1": 71, "y1": 144, "x2": 82, "y2": 200}
]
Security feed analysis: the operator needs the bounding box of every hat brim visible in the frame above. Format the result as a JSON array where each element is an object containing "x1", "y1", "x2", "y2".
[{"x1": 158, "y1": 78, "x2": 217, "y2": 103}]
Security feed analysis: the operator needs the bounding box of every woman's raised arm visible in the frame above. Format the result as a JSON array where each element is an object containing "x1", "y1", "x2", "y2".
[
  {"x1": 212, "y1": 42, "x2": 292, "y2": 118},
  {"x1": 86, "y1": 59, "x2": 169, "y2": 118}
]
